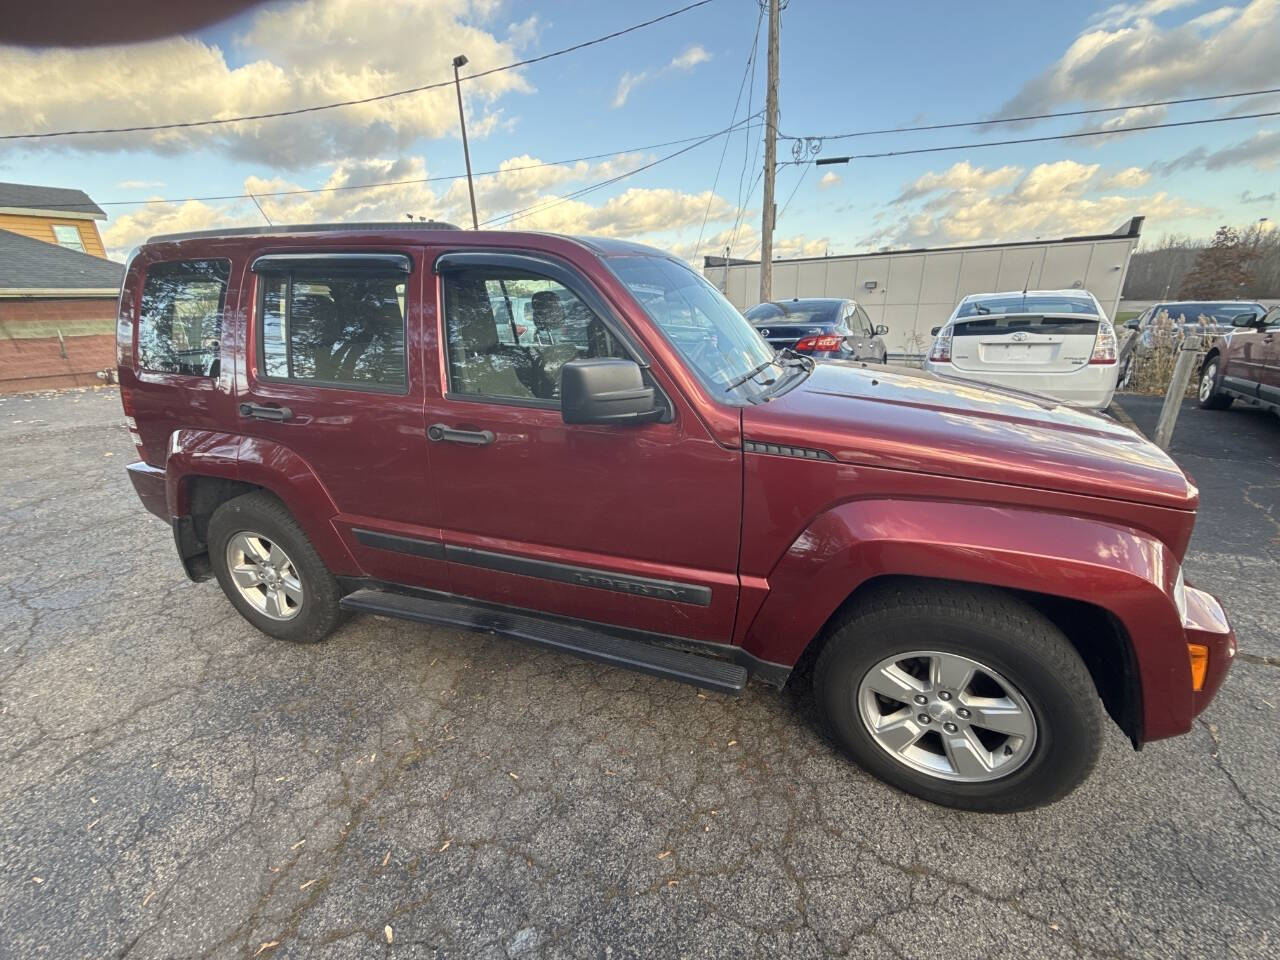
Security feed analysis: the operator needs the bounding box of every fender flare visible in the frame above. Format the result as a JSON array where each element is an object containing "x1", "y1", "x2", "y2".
[
  {"x1": 164, "y1": 429, "x2": 360, "y2": 576},
  {"x1": 742, "y1": 499, "x2": 1192, "y2": 741}
]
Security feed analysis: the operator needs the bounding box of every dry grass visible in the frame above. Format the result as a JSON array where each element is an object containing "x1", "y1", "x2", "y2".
[{"x1": 1123, "y1": 310, "x2": 1212, "y2": 396}]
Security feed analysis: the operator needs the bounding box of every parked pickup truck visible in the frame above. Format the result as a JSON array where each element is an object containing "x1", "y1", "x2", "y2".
[{"x1": 118, "y1": 223, "x2": 1235, "y2": 811}]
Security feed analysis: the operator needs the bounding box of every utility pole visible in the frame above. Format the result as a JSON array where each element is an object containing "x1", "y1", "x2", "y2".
[
  {"x1": 759, "y1": 0, "x2": 781, "y2": 302},
  {"x1": 452, "y1": 54, "x2": 479, "y2": 229}
]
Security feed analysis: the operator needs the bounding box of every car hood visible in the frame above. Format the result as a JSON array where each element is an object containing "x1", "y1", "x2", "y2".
[{"x1": 743, "y1": 360, "x2": 1196, "y2": 510}]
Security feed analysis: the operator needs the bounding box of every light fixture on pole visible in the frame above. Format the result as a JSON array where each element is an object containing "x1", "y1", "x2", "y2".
[{"x1": 452, "y1": 54, "x2": 479, "y2": 229}]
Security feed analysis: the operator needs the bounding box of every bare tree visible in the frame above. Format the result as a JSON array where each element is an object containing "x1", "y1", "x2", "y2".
[{"x1": 1178, "y1": 226, "x2": 1257, "y2": 300}]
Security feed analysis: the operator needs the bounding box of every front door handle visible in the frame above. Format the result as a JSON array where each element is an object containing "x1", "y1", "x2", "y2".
[
  {"x1": 239, "y1": 402, "x2": 292, "y2": 422},
  {"x1": 428, "y1": 423, "x2": 495, "y2": 446}
]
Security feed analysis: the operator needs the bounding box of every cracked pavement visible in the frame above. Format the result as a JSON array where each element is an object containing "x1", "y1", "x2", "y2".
[{"x1": 1, "y1": 387, "x2": 1277, "y2": 960}]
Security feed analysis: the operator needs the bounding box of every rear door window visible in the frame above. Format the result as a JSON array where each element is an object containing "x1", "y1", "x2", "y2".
[
  {"x1": 257, "y1": 269, "x2": 407, "y2": 390},
  {"x1": 138, "y1": 259, "x2": 231, "y2": 376}
]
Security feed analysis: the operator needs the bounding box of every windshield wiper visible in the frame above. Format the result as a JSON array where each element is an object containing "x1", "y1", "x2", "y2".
[
  {"x1": 724, "y1": 357, "x2": 780, "y2": 392},
  {"x1": 777, "y1": 347, "x2": 814, "y2": 371}
]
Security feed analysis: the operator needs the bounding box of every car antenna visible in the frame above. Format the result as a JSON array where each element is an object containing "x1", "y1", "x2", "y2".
[{"x1": 1022, "y1": 259, "x2": 1035, "y2": 297}]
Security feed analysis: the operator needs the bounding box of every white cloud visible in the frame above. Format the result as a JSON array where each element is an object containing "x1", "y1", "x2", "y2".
[
  {"x1": 893, "y1": 161, "x2": 1023, "y2": 203},
  {"x1": 1103, "y1": 166, "x2": 1152, "y2": 188},
  {"x1": 1153, "y1": 128, "x2": 1280, "y2": 173},
  {"x1": 506, "y1": 14, "x2": 542, "y2": 49},
  {"x1": 868, "y1": 159, "x2": 1203, "y2": 249},
  {"x1": 670, "y1": 45, "x2": 712, "y2": 71},
  {"x1": 0, "y1": 0, "x2": 532, "y2": 167},
  {"x1": 100, "y1": 150, "x2": 744, "y2": 261},
  {"x1": 997, "y1": 0, "x2": 1275, "y2": 117},
  {"x1": 818, "y1": 171, "x2": 842, "y2": 189},
  {"x1": 611, "y1": 44, "x2": 712, "y2": 108},
  {"x1": 612, "y1": 72, "x2": 647, "y2": 109}
]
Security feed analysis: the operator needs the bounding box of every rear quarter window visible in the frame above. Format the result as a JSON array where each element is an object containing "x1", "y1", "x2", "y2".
[{"x1": 137, "y1": 259, "x2": 231, "y2": 376}]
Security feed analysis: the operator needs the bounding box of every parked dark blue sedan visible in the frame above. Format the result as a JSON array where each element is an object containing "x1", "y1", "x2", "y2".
[{"x1": 744, "y1": 298, "x2": 889, "y2": 361}]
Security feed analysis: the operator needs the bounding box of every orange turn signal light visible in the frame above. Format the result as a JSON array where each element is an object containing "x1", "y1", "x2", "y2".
[{"x1": 1188, "y1": 643, "x2": 1209, "y2": 692}]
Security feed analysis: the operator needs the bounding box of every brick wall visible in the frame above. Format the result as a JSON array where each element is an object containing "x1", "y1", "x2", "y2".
[{"x1": 0, "y1": 298, "x2": 118, "y2": 393}]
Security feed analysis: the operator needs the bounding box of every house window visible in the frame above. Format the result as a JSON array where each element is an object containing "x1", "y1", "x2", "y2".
[
  {"x1": 51, "y1": 224, "x2": 86, "y2": 252},
  {"x1": 258, "y1": 270, "x2": 407, "y2": 390},
  {"x1": 138, "y1": 259, "x2": 231, "y2": 376}
]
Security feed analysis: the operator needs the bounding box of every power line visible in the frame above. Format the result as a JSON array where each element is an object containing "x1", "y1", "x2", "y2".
[
  {"x1": 801, "y1": 108, "x2": 1280, "y2": 165},
  {"x1": 26, "y1": 123, "x2": 764, "y2": 211},
  {"x1": 744, "y1": 161, "x2": 809, "y2": 258},
  {"x1": 0, "y1": 0, "x2": 719, "y2": 142},
  {"x1": 692, "y1": 5, "x2": 764, "y2": 263},
  {"x1": 780, "y1": 85, "x2": 1280, "y2": 142},
  {"x1": 481, "y1": 113, "x2": 761, "y2": 227}
]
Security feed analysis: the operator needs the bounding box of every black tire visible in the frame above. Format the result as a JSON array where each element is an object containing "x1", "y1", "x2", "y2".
[
  {"x1": 207, "y1": 491, "x2": 343, "y2": 643},
  {"x1": 1197, "y1": 356, "x2": 1232, "y2": 410},
  {"x1": 814, "y1": 581, "x2": 1102, "y2": 812}
]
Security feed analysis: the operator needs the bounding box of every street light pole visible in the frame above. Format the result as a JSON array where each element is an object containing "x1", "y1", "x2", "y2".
[{"x1": 452, "y1": 54, "x2": 479, "y2": 229}]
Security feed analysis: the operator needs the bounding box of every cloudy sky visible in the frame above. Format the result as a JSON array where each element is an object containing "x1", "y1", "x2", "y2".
[{"x1": 1, "y1": 0, "x2": 1277, "y2": 262}]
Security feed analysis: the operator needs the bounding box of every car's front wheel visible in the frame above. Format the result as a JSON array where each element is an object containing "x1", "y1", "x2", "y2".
[
  {"x1": 814, "y1": 581, "x2": 1102, "y2": 812},
  {"x1": 1197, "y1": 356, "x2": 1232, "y2": 410},
  {"x1": 207, "y1": 491, "x2": 343, "y2": 643}
]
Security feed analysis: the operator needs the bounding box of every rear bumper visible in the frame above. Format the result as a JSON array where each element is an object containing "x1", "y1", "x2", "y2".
[
  {"x1": 922, "y1": 361, "x2": 1118, "y2": 410},
  {"x1": 126, "y1": 461, "x2": 168, "y2": 520},
  {"x1": 1183, "y1": 585, "x2": 1236, "y2": 718}
]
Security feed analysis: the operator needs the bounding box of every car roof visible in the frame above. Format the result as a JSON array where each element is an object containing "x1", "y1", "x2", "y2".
[{"x1": 141, "y1": 223, "x2": 672, "y2": 261}]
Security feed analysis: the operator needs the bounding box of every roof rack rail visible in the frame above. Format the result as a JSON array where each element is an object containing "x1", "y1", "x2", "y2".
[{"x1": 146, "y1": 221, "x2": 462, "y2": 243}]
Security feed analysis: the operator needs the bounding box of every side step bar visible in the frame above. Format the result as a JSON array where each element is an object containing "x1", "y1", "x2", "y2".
[{"x1": 340, "y1": 589, "x2": 749, "y2": 694}]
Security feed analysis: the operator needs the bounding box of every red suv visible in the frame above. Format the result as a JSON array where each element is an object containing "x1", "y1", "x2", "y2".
[
  {"x1": 118, "y1": 223, "x2": 1235, "y2": 811},
  {"x1": 1198, "y1": 303, "x2": 1280, "y2": 413}
]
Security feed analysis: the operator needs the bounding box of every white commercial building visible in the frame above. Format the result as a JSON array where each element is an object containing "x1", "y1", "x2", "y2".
[{"x1": 704, "y1": 217, "x2": 1144, "y2": 356}]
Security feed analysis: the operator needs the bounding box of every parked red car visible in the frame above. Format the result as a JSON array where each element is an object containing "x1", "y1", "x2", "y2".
[
  {"x1": 118, "y1": 223, "x2": 1235, "y2": 811},
  {"x1": 1199, "y1": 303, "x2": 1280, "y2": 413}
]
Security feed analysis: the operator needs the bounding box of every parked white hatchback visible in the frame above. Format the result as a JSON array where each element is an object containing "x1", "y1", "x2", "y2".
[{"x1": 923, "y1": 290, "x2": 1119, "y2": 410}]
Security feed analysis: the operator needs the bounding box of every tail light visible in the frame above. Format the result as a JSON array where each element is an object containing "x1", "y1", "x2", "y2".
[
  {"x1": 928, "y1": 325, "x2": 953, "y2": 363},
  {"x1": 1089, "y1": 321, "x2": 1118, "y2": 365},
  {"x1": 795, "y1": 334, "x2": 844, "y2": 352}
]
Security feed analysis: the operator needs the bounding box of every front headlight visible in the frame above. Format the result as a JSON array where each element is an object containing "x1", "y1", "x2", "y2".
[{"x1": 1173, "y1": 566, "x2": 1187, "y2": 622}]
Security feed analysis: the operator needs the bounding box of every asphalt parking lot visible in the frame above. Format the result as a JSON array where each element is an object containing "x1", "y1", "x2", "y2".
[{"x1": 1, "y1": 387, "x2": 1277, "y2": 960}]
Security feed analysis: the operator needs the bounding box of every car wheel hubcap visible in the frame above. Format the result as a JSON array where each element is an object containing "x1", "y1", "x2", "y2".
[
  {"x1": 857, "y1": 650, "x2": 1037, "y2": 782},
  {"x1": 1199, "y1": 365, "x2": 1215, "y2": 401},
  {"x1": 226, "y1": 531, "x2": 303, "y2": 621}
]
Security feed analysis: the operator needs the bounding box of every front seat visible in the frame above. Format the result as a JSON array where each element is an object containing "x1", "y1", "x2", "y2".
[
  {"x1": 530, "y1": 290, "x2": 581, "y2": 398},
  {"x1": 449, "y1": 277, "x2": 532, "y2": 398}
]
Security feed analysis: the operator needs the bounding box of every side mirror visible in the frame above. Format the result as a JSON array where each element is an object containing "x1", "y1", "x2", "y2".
[
  {"x1": 561, "y1": 358, "x2": 660, "y2": 425},
  {"x1": 930, "y1": 326, "x2": 941, "y2": 337},
  {"x1": 1124, "y1": 317, "x2": 1140, "y2": 329},
  {"x1": 874, "y1": 324, "x2": 889, "y2": 336}
]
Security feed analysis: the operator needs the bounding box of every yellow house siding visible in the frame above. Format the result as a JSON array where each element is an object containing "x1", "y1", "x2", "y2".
[{"x1": 0, "y1": 213, "x2": 107, "y2": 258}]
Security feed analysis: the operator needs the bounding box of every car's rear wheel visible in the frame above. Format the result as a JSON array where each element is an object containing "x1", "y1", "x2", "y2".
[
  {"x1": 814, "y1": 581, "x2": 1102, "y2": 811},
  {"x1": 1197, "y1": 357, "x2": 1232, "y2": 409},
  {"x1": 207, "y1": 491, "x2": 342, "y2": 643}
]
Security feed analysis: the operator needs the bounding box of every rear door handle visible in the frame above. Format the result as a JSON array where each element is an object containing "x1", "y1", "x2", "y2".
[
  {"x1": 428, "y1": 423, "x2": 495, "y2": 446},
  {"x1": 239, "y1": 402, "x2": 292, "y2": 422}
]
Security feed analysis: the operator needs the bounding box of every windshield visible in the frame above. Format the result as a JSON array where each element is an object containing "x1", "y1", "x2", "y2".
[
  {"x1": 1158, "y1": 302, "x2": 1258, "y2": 323},
  {"x1": 608, "y1": 256, "x2": 780, "y2": 401},
  {"x1": 957, "y1": 295, "x2": 1096, "y2": 317}
]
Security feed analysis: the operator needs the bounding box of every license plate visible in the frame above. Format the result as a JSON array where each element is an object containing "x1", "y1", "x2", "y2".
[{"x1": 983, "y1": 343, "x2": 1051, "y2": 362}]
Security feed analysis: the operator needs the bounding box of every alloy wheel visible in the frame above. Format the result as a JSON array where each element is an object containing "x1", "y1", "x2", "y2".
[
  {"x1": 857, "y1": 650, "x2": 1037, "y2": 782},
  {"x1": 225, "y1": 531, "x2": 303, "y2": 621},
  {"x1": 1199, "y1": 363, "x2": 1216, "y2": 402}
]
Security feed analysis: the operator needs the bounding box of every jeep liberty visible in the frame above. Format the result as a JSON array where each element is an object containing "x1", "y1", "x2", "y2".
[{"x1": 118, "y1": 223, "x2": 1235, "y2": 811}]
